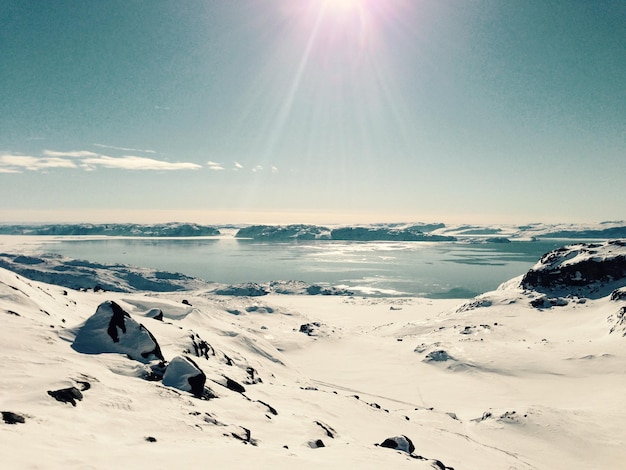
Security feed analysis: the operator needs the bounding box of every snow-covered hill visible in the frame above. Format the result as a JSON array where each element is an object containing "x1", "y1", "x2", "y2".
[
  {"x1": 2, "y1": 220, "x2": 624, "y2": 242},
  {"x1": 1, "y1": 241, "x2": 626, "y2": 468},
  {"x1": 0, "y1": 223, "x2": 221, "y2": 237}
]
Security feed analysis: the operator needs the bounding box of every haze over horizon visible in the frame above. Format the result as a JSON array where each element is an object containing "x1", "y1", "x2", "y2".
[{"x1": 2, "y1": 1, "x2": 624, "y2": 225}]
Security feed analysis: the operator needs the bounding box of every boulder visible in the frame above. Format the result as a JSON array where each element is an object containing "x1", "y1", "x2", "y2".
[
  {"x1": 72, "y1": 301, "x2": 164, "y2": 363},
  {"x1": 146, "y1": 308, "x2": 164, "y2": 321},
  {"x1": 379, "y1": 435, "x2": 415, "y2": 454},
  {"x1": 47, "y1": 387, "x2": 83, "y2": 406},
  {"x1": 307, "y1": 439, "x2": 325, "y2": 448},
  {"x1": 424, "y1": 350, "x2": 454, "y2": 362},
  {"x1": 2, "y1": 411, "x2": 26, "y2": 424},
  {"x1": 162, "y1": 356, "x2": 206, "y2": 398}
]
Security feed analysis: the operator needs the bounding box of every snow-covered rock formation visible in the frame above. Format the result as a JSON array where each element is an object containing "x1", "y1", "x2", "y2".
[
  {"x1": 72, "y1": 300, "x2": 164, "y2": 362},
  {"x1": 521, "y1": 240, "x2": 626, "y2": 298},
  {"x1": 162, "y1": 356, "x2": 207, "y2": 398}
]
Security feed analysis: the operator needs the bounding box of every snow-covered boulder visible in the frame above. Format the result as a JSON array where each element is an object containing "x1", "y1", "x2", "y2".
[
  {"x1": 72, "y1": 301, "x2": 164, "y2": 362},
  {"x1": 145, "y1": 308, "x2": 164, "y2": 321},
  {"x1": 379, "y1": 435, "x2": 415, "y2": 454},
  {"x1": 162, "y1": 356, "x2": 206, "y2": 398}
]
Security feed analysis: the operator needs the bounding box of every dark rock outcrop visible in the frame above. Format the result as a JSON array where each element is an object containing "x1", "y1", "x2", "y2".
[
  {"x1": 379, "y1": 435, "x2": 415, "y2": 454},
  {"x1": 611, "y1": 287, "x2": 626, "y2": 301},
  {"x1": 2, "y1": 411, "x2": 26, "y2": 424},
  {"x1": 47, "y1": 387, "x2": 83, "y2": 406},
  {"x1": 315, "y1": 420, "x2": 336, "y2": 438},
  {"x1": 230, "y1": 426, "x2": 257, "y2": 445},
  {"x1": 521, "y1": 241, "x2": 626, "y2": 298},
  {"x1": 424, "y1": 350, "x2": 454, "y2": 362},
  {"x1": 299, "y1": 322, "x2": 321, "y2": 336},
  {"x1": 223, "y1": 376, "x2": 246, "y2": 394},
  {"x1": 257, "y1": 400, "x2": 278, "y2": 415},
  {"x1": 609, "y1": 306, "x2": 626, "y2": 336},
  {"x1": 307, "y1": 439, "x2": 325, "y2": 448}
]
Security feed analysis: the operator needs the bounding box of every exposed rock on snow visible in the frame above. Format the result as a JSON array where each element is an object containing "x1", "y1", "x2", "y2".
[
  {"x1": 314, "y1": 420, "x2": 336, "y2": 438},
  {"x1": 379, "y1": 435, "x2": 415, "y2": 454},
  {"x1": 162, "y1": 356, "x2": 206, "y2": 398},
  {"x1": 455, "y1": 297, "x2": 492, "y2": 313},
  {"x1": 222, "y1": 375, "x2": 246, "y2": 394},
  {"x1": 307, "y1": 439, "x2": 325, "y2": 448},
  {"x1": 611, "y1": 287, "x2": 626, "y2": 301},
  {"x1": 47, "y1": 387, "x2": 83, "y2": 406},
  {"x1": 424, "y1": 350, "x2": 454, "y2": 362},
  {"x1": 257, "y1": 400, "x2": 277, "y2": 416},
  {"x1": 2, "y1": 411, "x2": 26, "y2": 424},
  {"x1": 189, "y1": 332, "x2": 215, "y2": 360},
  {"x1": 608, "y1": 306, "x2": 626, "y2": 336},
  {"x1": 299, "y1": 322, "x2": 322, "y2": 336},
  {"x1": 72, "y1": 301, "x2": 164, "y2": 362},
  {"x1": 229, "y1": 425, "x2": 257, "y2": 445},
  {"x1": 521, "y1": 240, "x2": 626, "y2": 297},
  {"x1": 145, "y1": 308, "x2": 164, "y2": 321}
]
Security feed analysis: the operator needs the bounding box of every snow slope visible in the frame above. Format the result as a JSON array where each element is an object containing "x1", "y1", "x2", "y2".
[{"x1": 1, "y1": 241, "x2": 626, "y2": 469}]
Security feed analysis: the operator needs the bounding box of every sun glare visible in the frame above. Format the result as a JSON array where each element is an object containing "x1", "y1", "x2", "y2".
[{"x1": 324, "y1": 0, "x2": 362, "y2": 11}]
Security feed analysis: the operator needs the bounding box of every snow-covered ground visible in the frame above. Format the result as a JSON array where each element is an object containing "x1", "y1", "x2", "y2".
[{"x1": 1, "y1": 240, "x2": 625, "y2": 469}]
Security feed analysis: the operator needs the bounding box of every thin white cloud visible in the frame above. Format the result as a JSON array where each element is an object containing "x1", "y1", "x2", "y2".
[
  {"x1": 93, "y1": 143, "x2": 157, "y2": 154},
  {"x1": 233, "y1": 161, "x2": 243, "y2": 171},
  {"x1": 252, "y1": 165, "x2": 263, "y2": 173},
  {"x1": 81, "y1": 155, "x2": 202, "y2": 171},
  {"x1": 207, "y1": 161, "x2": 225, "y2": 171},
  {"x1": 43, "y1": 149, "x2": 99, "y2": 158},
  {"x1": 0, "y1": 150, "x2": 202, "y2": 173},
  {"x1": 0, "y1": 153, "x2": 77, "y2": 172},
  {"x1": 271, "y1": 166, "x2": 279, "y2": 174}
]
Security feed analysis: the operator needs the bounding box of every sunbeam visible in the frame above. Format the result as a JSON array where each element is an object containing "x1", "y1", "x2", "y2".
[{"x1": 262, "y1": 3, "x2": 326, "y2": 161}]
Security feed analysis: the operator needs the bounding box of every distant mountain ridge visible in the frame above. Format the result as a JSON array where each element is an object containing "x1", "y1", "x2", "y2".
[
  {"x1": 235, "y1": 224, "x2": 456, "y2": 242},
  {"x1": 1, "y1": 221, "x2": 625, "y2": 240},
  {"x1": 0, "y1": 223, "x2": 220, "y2": 237}
]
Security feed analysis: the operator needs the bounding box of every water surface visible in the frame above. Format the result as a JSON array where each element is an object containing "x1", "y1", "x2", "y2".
[{"x1": 40, "y1": 238, "x2": 566, "y2": 297}]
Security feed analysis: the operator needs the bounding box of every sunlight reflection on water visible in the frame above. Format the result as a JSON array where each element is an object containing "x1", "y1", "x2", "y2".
[{"x1": 38, "y1": 238, "x2": 565, "y2": 298}]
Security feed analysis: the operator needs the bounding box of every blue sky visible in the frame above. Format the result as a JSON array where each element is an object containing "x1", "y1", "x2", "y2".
[{"x1": 1, "y1": 0, "x2": 624, "y2": 224}]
